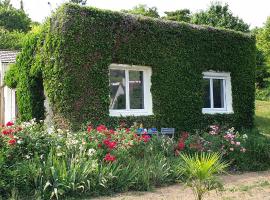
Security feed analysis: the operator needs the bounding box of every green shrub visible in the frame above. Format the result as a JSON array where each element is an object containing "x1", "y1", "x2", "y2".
[{"x1": 231, "y1": 129, "x2": 270, "y2": 171}]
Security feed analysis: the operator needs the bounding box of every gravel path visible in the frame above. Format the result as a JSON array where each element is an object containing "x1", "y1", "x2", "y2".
[{"x1": 93, "y1": 171, "x2": 270, "y2": 200}]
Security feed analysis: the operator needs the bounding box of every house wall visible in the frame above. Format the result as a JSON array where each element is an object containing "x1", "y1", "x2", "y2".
[{"x1": 0, "y1": 62, "x2": 17, "y2": 124}]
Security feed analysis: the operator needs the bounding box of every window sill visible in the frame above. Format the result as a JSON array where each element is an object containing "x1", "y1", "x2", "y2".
[
  {"x1": 202, "y1": 109, "x2": 234, "y2": 114},
  {"x1": 109, "y1": 110, "x2": 153, "y2": 117}
]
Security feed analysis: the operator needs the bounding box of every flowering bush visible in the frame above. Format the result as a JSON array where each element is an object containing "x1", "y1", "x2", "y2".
[
  {"x1": 0, "y1": 121, "x2": 177, "y2": 199},
  {"x1": 175, "y1": 125, "x2": 247, "y2": 156}
]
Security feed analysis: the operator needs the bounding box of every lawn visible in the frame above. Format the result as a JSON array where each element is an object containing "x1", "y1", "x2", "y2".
[{"x1": 255, "y1": 100, "x2": 270, "y2": 135}]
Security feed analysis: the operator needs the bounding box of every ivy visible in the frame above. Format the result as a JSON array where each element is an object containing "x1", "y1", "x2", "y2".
[{"x1": 5, "y1": 4, "x2": 256, "y2": 132}]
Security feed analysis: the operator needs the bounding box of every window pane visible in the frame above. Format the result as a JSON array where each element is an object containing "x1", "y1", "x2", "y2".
[
  {"x1": 109, "y1": 69, "x2": 126, "y2": 109},
  {"x1": 203, "y1": 78, "x2": 211, "y2": 108},
  {"x1": 129, "y1": 71, "x2": 144, "y2": 109},
  {"x1": 213, "y1": 79, "x2": 225, "y2": 108}
]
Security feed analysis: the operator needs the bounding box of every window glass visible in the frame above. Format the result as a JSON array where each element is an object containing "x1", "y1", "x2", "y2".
[
  {"x1": 213, "y1": 79, "x2": 225, "y2": 108},
  {"x1": 129, "y1": 71, "x2": 144, "y2": 109},
  {"x1": 203, "y1": 78, "x2": 211, "y2": 108},
  {"x1": 109, "y1": 69, "x2": 126, "y2": 109}
]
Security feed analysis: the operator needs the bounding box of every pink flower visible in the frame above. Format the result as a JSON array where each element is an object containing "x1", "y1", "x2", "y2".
[
  {"x1": 142, "y1": 134, "x2": 150, "y2": 142},
  {"x1": 96, "y1": 125, "x2": 107, "y2": 132},
  {"x1": 109, "y1": 129, "x2": 115, "y2": 134},
  {"x1": 229, "y1": 147, "x2": 234, "y2": 151},
  {"x1": 209, "y1": 125, "x2": 220, "y2": 135},
  {"x1": 231, "y1": 141, "x2": 235, "y2": 145},
  {"x1": 235, "y1": 141, "x2": 241, "y2": 146},
  {"x1": 6, "y1": 121, "x2": 14, "y2": 127},
  {"x1": 104, "y1": 153, "x2": 116, "y2": 162}
]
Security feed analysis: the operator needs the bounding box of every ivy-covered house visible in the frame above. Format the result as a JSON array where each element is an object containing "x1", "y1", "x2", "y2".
[{"x1": 5, "y1": 4, "x2": 256, "y2": 132}]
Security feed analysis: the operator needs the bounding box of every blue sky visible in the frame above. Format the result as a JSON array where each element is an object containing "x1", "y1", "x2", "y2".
[{"x1": 10, "y1": 0, "x2": 270, "y2": 28}]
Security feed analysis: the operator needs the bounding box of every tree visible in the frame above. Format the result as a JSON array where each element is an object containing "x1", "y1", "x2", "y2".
[
  {"x1": 257, "y1": 17, "x2": 270, "y2": 65},
  {"x1": 192, "y1": 2, "x2": 250, "y2": 32},
  {"x1": 164, "y1": 9, "x2": 192, "y2": 23},
  {"x1": 0, "y1": 0, "x2": 11, "y2": 8},
  {"x1": 122, "y1": 4, "x2": 159, "y2": 18},
  {"x1": 69, "y1": 0, "x2": 87, "y2": 5},
  {"x1": 0, "y1": 2, "x2": 31, "y2": 32}
]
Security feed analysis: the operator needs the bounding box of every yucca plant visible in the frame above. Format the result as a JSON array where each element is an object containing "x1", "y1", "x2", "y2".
[{"x1": 178, "y1": 152, "x2": 229, "y2": 200}]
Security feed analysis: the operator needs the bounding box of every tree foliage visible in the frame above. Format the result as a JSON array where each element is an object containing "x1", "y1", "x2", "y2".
[
  {"x1": 164, "y1": 9, "x2": 192, "y2": 23},
  {"x1": 0, "y1": 27, "x2": 25, "y2": 49},
  {"x1": 122, "y1": 4, "x2": 159, "y2": 18},
  {"x1": 191, "y1": 2, "x2": 250, "y2": 32},
  {"x1": 0, "y1": 1, "x2": 31, "y2": 32},
  {"x1": 68, "y1": 0, "x2": 87, "y2": 5},
  {"x1": 257, "y1": 17, "x2": 270, "y2": 65}
]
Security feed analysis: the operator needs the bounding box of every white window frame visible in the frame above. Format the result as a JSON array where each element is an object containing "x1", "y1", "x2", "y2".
[
  {"x1": 202, "y1": 71, "x2": 233, "y2": 114},
  {"x1": 109, "y1": 63, "x2": 153, "y2": 117}
]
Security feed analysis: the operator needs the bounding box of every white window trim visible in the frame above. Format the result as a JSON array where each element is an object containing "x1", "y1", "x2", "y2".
[
  {"x1": 202, "y1": 71, "x2": 233, "y2": 114},
  {"x1": 109, "y1": 64, "x2": 153, "y2": 117}
]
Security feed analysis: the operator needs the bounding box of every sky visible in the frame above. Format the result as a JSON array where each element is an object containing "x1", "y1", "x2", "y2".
[{"x1": 10, "y1": 0, "x2": 270, "y2": 28}]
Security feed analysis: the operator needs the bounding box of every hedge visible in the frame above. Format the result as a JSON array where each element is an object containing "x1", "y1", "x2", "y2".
[{"x1": 5, "y1": 3, "x2": 256, "y2": 132}]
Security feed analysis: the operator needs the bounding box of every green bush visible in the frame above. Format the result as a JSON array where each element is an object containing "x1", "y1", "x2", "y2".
[
  {"x1": 231, "y1": 129, "x2": 270, "y2": 171},
  {"x1": 0, "y1": 28, "x2": 25, "y2": 49},
  {"x1": 5, "y1": 3, "x2": 256, "y2": 131}
]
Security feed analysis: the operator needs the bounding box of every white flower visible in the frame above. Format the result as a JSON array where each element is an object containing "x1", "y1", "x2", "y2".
[
  {"x1": 242, "y1": 134, "x2": 248, "y2": 139},
  {"x1": 87, "y1": 148, "x2": 96, "y2": 157},
  {"x1": 236, "y1": 141, "x2": 241, "y2": 146},
  {"x1": 25, "y1": 155, "x2": 30, "y2": 159},
  {"x1": 57, "y1": 129, "x2": 63, "y2": 134},
  {"x1": 57, "y1": 152, "x2": 63, "y2": 157},
  {"x1": 17, "y1": 140, "x2": 23, "y2": 144}
]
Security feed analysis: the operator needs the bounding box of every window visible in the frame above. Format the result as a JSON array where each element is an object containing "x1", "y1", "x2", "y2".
[
  {"x1": 202, "y1": 71, "x2": 233, "y2": 114},
  {"x1": 109, "y1": 64, "x2": 153, "y2": 116}
]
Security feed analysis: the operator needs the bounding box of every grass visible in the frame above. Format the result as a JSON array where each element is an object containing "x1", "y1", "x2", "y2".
[{"x1": 255, "y1": 100, "x2": 270, "y2": 135}]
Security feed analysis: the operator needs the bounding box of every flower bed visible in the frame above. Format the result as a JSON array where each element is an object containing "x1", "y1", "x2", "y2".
[{"x1": 0, "y1": 120, "x2": 267, "y2": 199}]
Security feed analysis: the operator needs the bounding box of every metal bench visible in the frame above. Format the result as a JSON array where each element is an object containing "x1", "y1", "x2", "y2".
[{"x1": 159, "y1": 128, "x2": 175, "y2": 138}]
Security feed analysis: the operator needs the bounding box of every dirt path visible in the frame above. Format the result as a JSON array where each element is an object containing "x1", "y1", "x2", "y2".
[{"x1": 93, "y1": 171, "x2": 270, "y2": 200}]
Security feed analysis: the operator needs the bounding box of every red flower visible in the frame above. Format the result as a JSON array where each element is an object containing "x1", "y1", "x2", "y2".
[
  {"x1": 126, "y1": 128, "x2": 130, "y2": 133},
  {"x1": 97, "y1": 125, "x2": 107, "y2": 132},
  {"x1": 8, "y1": 139, "x2": 16, "y2": 145},
  {"x1": 6, "y1": 121, "x2": 14, "y2": 127},
  {"x1": 103, "y1": 138, "x2": 110, "y2": 146},
  {"x1": 87, "y1": 125, "x2": 92, "y2": 133},
  {"x1": 103, "y1": 139, "x2": 117, "y2": 149},
  {"x1": 177, "y1": 139, "x2": 185, "y2": 151},
  {"x1": 107, "y1": 141, "x2": 117, "y2": 149},
  {"x1": 2, "y1": 129, "x2": 12, "y2": 135},
  {"x1": 98, "y1": 143, "x2": 102, "y2": 148},
  {"x1": 109, "y1": 129, "x2": 115, "y2": 134},
  {"x1": 142, "y1": 134, "x2": 151, "y2": 143},
  {"x1": 104, "y1": 153, "x2": 116, "y2": 162}
]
